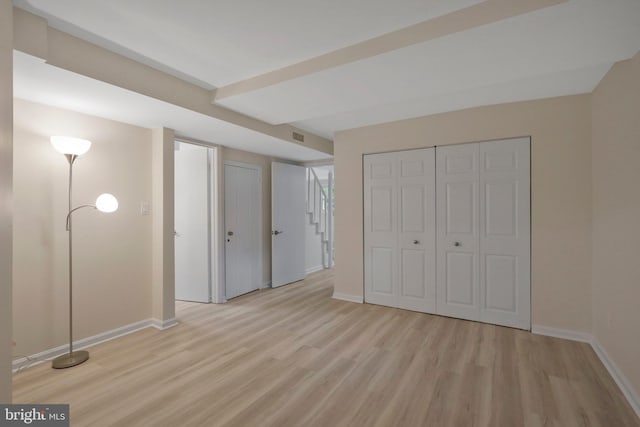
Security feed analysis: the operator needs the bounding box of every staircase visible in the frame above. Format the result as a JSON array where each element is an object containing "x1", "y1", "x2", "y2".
[{"x1": 307, "y1": 167, "x2": 334, "y2": 269}]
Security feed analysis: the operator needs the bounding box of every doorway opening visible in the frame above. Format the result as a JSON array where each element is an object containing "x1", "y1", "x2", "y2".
[{"x1": 305, "y1": 165, "x2": 334, "y2": 272}]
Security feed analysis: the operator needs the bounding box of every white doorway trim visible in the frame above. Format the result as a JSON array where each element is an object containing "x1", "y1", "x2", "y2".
[{"x1": 222, "y1": 160, "x2": 263, "y2": 301}]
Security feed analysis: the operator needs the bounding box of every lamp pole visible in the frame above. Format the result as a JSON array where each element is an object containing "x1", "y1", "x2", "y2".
[
  {"x1": 52, "y1": 154, "x2": 90, "y2": 369},
  {"x1": 66, "y1": 154, "x2": 75, "y2": 357}
]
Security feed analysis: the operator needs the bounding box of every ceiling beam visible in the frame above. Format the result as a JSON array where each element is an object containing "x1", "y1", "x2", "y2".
[
  {"x1": 12, "y1": 7, "x2": 333, "y2": 155},
  {"x1": 213, "y1": 0, "x2": 567, "y2": 102}
]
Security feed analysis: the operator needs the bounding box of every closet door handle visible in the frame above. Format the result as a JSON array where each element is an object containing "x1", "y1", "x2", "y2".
[
  {"x1": 413, "y1": 240, "x2": 420, "y2": 244},
  {"x1": 454, "y1": 241, "x2": 461, "y2": 247}
]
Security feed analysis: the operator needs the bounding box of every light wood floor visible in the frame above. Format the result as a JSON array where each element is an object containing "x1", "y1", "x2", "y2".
[{"x1": 13, "y1": 269, "x2": 639, "y2": 426}]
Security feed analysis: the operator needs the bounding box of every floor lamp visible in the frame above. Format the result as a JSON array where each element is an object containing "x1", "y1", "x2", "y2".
[{"x1": 50, "y1": 136, "x2": 119, "y2": 369}]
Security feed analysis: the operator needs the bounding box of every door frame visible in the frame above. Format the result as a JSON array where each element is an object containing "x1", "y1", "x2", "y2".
[{"x1": 221, "y1": 160, "x2": 263, "y2": 302}]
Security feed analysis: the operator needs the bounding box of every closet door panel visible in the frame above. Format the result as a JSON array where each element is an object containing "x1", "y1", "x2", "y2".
[
  {"x1": 397, "y1": 149, "x2": 436, "y2": 313},
  {"x1": 436, "y1": 144, "x2": 480, "y2": 321},
  {"x1": 479, "y1": 138, "x2": 530, "y2": 329},
  {"x1": 364, "y1": 149, "x2": 436, "y2": 313},
  {"x1": 446, "y1": 252, "x2": 475, "y2": 305},
  {"x1": 364, "y1": 153, "x2": 399, "y2": 307}
]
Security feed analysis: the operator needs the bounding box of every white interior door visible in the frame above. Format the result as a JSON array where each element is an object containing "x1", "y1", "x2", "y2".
[
  {"x1": 479, "y1": 138, "x2": 530, "y2": 329},
  {"x1": 271, "y1": 162, "x2": 306, "y2": 287},
  {"x1": 436, "y1": 143, "x2": 481, "y2": 322},
  {"x1": 224, "y1": 163, "x2": 261, "y2": 300},
  {"x1": 175, "y1": 144, "x2": 211, "y2": 303},
  {"x1": 364, "y1": 149, "x2": 436, "y2": 312}
]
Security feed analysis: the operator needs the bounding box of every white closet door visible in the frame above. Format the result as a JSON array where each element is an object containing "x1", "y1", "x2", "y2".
[
  {"x1": 397, "y1": 149, "x2": 436, "y2": 313},
  {"x1": 364, "y1": 149, "x2": 436, "y2": 312},
  {"x1": 479, "y1": 138, "x2": 530, "y2": 329},
  {"x1": 364, "y1": 152, "x2": 398, "y2": 308},
  {"x1": 436, "y1": 143, "x2": 481, "y2": 322}
]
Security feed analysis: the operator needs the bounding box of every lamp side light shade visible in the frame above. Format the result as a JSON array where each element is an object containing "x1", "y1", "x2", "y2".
[
  {"x1": 96, "y1": 193, "x2": 118, "y2": 213},
  {"x1": 50, "y1": 136, "x2": 92, "y2": 156}
]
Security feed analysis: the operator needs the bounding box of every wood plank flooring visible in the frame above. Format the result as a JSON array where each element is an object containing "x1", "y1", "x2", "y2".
[{"x1": 13, "y1": 269, "x2": 640, "y2": 426}]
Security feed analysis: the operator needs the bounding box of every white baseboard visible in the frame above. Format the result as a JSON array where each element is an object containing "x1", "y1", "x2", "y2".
[
  {"x1": 532, "y1": 324, "x2": 639, "y2": 418},
  {"x1": 151, "y1": 318, "x2": 179, "y2": 330},
  {"x1": 591, "y1": 337, "x2": 640, "y2": 417},
  {"x1": 531, "y1": 325, "x2": 592, "y2": 343},
  {"x1": 13, "y1": 318, "x2": 177, "y2": 372},
  {"x1": 332, "y1": 292, "x2": 363, "y2": 304},
  {"x1": 305, "y1": 265, "x2": 324, "y2": 275}
]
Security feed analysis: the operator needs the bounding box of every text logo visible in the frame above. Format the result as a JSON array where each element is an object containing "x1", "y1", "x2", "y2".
[{"x1": 1, "y1": 405, "x2": 69, "y2": 426}]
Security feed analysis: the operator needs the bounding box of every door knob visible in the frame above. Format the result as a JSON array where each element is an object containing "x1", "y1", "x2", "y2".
[
  {"x1": 272, "y1": 230, "x2": 283, "y2": 235},
  {"x1": 413, "y1": 240, "x2": 420, "y2": 244},
  {"x1": 228, "y1": 231, "x2": 234, "y2": 236},
  {"x1": 454, "y1": 241, "x2": 461, "y2": 247}
]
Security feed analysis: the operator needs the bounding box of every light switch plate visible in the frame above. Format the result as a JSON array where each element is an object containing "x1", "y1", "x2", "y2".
[{"x1": 140, "y1": 201, "x2": 151, "y2": 216}]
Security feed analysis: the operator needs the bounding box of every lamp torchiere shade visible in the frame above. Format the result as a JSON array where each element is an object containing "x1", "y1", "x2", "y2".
[
  {"x1": 96, "y1": 193, "x2": 119, "y2": 213},
  {"x1": 50, "y1": 136, "x2": 92, "y2": 156}
]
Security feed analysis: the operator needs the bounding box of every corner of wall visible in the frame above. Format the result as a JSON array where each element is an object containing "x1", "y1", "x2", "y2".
[
  {"x1": 151, "y1": 127, "x2": 175, "y2": 321},
  {"x1": 0, "y1": 0, "x2": 13, "y2": 404},
  {"x1": 590, "y1": 53, "x2": 640, "y2": 417}
]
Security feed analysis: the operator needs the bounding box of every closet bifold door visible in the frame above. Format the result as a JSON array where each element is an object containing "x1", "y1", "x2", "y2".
[
  {"x1": 435, "y1": 143, "x2": 481, "y2": 322},
  {"x1": 478, "y1": 138, "x2": 530, "y2": 330},
  {"x1": 363, "y1": 149, "x2": 436, "y2": 313},
  {"x1": 364, "y1": 152, "x2": 398, "y2": 309},
  {"x1": 436, "y1": 138, "x2": 531, "y2": 330}
]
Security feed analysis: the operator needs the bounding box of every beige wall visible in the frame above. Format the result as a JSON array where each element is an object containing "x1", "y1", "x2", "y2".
[
  {"x1": 334, "y1": 94, "x2": 593, "y2": 332},
  {"x1": 220, "y1": 147, "x2": 274, "y2": 285},
  {"x1": 592, "y1": 53, "x2": 640, "y2": 398},
  {"x1": 0, "y1": 0, "x2": 13, "y2": 404},
  {"x1": 12, "y1": 99, "x2": 153, "y2": 357}
]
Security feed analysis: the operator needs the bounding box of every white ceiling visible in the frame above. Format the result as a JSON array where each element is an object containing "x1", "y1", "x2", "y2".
[
  {"x1": 13, "y1": 0, "x2": 640, "y2": 143},
  {"x1": 16, "y1": 0, "x2": 483, "y2": 87},
  {"x1": 13, "y1": 52, "x2": 331, "y2": 161},
  {"x1": 217, "y1": 0, "x2": 640, "y2": 137}
]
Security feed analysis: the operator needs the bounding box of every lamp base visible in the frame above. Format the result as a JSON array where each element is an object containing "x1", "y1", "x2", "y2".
[{"x1": 51, "y1": 350, "x2": 89, "y2": 369}]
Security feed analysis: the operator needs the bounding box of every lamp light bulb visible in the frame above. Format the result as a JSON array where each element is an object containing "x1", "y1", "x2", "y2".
[
  {"x1": 50, "y1": 136, "x2": 92, "y2": 156},
  {"x1": 95, "y1": 193, "x2": 118, "y2": 213}
]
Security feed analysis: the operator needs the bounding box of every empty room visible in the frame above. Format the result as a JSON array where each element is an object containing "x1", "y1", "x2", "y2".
[{"x1": 1, "y1": 1, "x2": 639, "y2": 426}]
